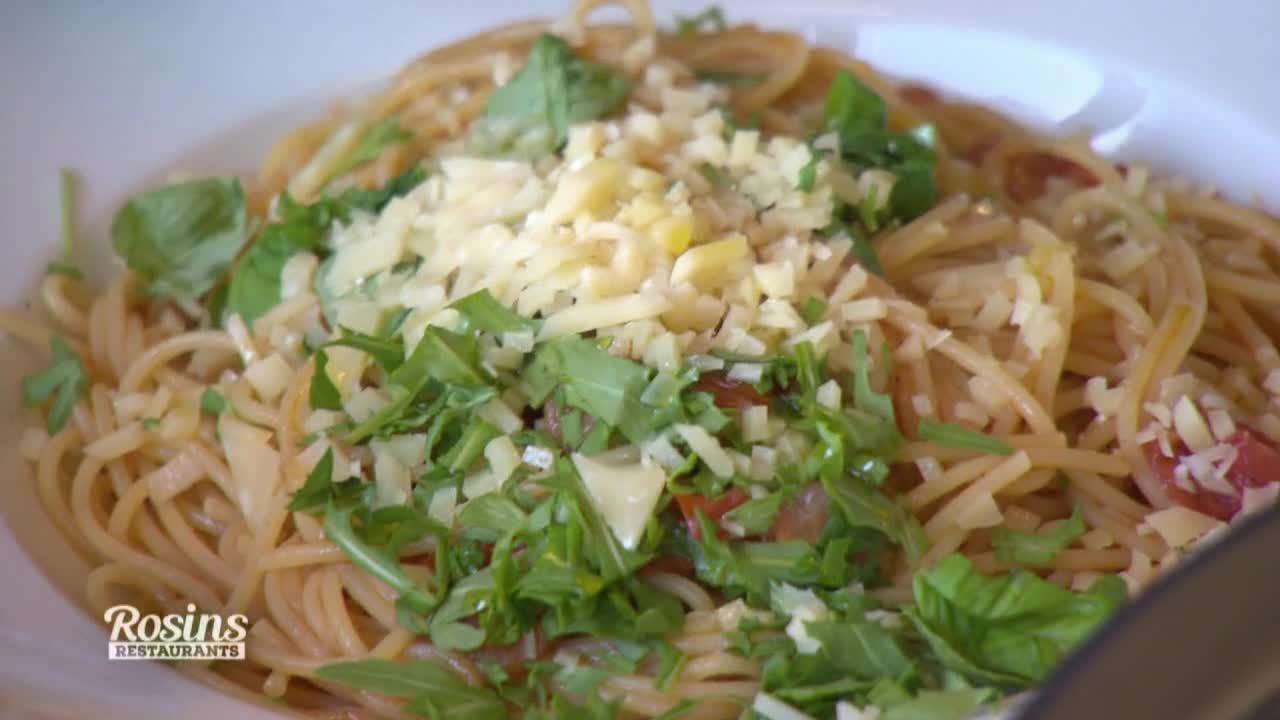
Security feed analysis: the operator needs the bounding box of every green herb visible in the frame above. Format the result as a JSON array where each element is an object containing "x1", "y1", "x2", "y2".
[
  {"x1": 694, "y1": 69, "x2": 765, "y2": 86},
  {"x1": 330, "y1": 118, "x2": 412, "y2": 179},
  {"x1": 111, "y1": 177, "x2": 249, "y2": 301},
  {"x1": 824, "y1": 218, "x2": 884, "y2": 276},
  {"x1": 286, "y1": 448, "x2": 339, "y2": 513},
  {"x1": 450, "y1": 289, "x2": 540, "y2": 336},
  {"x1": 51, "y1": 168, "x2": 82, "y2": 278},
  {"x1": 881, "y1": 688, "x2": 998, "y2": 720},
  {"x1": 323, "y1": 501, "x2": 441, "y2": 615},
  {"x1": 821, "y1": 467, "x2": 927, "y2": 565},
  {"x1": 21, "y1": 336, "x2": 89, "y2": 434},
  {"x1": 328, "y1": 325, "x2": 405, "y2": 373},
  {"x1": 796, "y1": 148, "x2": 822, "y2": 192},
  {"x1": 907, "y1": 554, "x2": 1126, "y2": 686},
  {"x1": 698, "y1": 164, "x2": 730, "y2": 188},
  {"x1": 851, "y1": 329, "x2": 895, "y2": 424},
  {"x1": 992, "y1": 506, "x2": 1086, "y2": 565},
  {"x1": 653, "y1": 641, "x2": 687, "y2": 690},
  {"x1": 806, "y1": 619, "x2": 914, "y2": 681},
  {"x1": 310, "y1": 349, "x2": 344, "y2": 411},
  {"x1": 141, "y1": 416, "x2": 161, "y2": 430},
  {"x1": 471, "y1": 34, "x2": 631, "y2": 158},
  {"x1": 524, "y1": 336, "x2": 654, "y2": 444},
  {"x1": 315, "y1": 659, "x2": 507, "y2": 720},
  {"x1": 821, "y1": 71, "x2": 939, "y2": 224},
  {"x1": 722, "y1": 494, "x2": 783, "y2": 535},
  {"x1": 224, "y1": 166, "x2": 425, "y2": 327},
  {"x1": 675, "y1": 5, "x2": 727, "y2": 35},
  {"x1": 200, "y1": 387, "x2": 227, "y2": 415},
  {"x1": 917, "y1": 418, "x2": 1013, "y2": 456},
  {"x1": 800, "y1": 296, "x2": 828, "y2": 326},
  {"x1": 458, "y1": 494, "x2": 527, "y2": 543}
]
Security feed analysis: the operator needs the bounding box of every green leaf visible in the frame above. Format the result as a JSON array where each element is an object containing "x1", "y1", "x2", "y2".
[
  {"x1": 402, "y1": 326, "x2": 487, "y2": 388},
  {"x1": 449, "y1": 289, "x2": 540, "y2": 336},
  {"x1": 55, "y1": 167, "x2": 81, "y2": 276},
  {"x1": 225, "y1": 166, "x2": 425, "y2": 327},
  {"x1": 800, "y1": 296, "x2": 828, "y2": 326},
  {"x1": 881, "y1": 688, "x2": 998, "y2": 720},
  {"x1": 653, "y1": 641, "x2": 687, "y2": 690},
  {"x1": 458, "y1": 493, "x2": 528, "y2": 543},
  {"x1": 821, "y1": 470, "x2": 927, "y2": 565},
  {"x1": 806, "y1": 619, "x2": 914, "y2": 681},
  {"x1": 310, "y1": 350, "x2": 344, "y2": 411},
  {"x1": 315, "y1": 660, "x2": 506, "y2": 720},
  {"x1": 330, "y1": 118, "x2": 413, "y2": 179},
  {"x1": 796, "y1": 149, "x2": 821, "y2": 192},
  {"x1": 675, "y1": 5, "x2": 727, "y2": 35},
  {"x1": 992, "y1": 506, "x2": 1086, "y2": 565},
  {"x1": 323, "y1": 501, "x2": 439, "y2": 614},
  {"x1": 199, "y1": 387, "x2": 227, "y2": 415},
  {"x1": 524, "y1": 336, "x2": 653, "y2": 444},
  {"x1": 471, "y1": 34, "x2": 631, "y2": 158},
  {"x1": 429, "y1": 621, "x2": 487, "y2": 652},
  {"x1": 824, "y1": 70, "x2": 887, "y2": 139},
  {"x1": 907, "y1": 554, "x2": 1126, "y2": 687},
  {"x1": 21, "y1": 336, "x2": 89, "y2": 434},
  {"x1": 722, "y1": 494, "x2": 783, "y2": 535},
  {"x1": 110, "y1": 177, "x2": 248, "y2": 300},
  {"x1": 852, "y1": 329, "x2": 895, "y2": 424},
  {"x1": 287, "y1": 448, "x2": 336, "y2": 513},
  {"x1": 328, "y1": 325, "x2": 406, "y2": 373},
  {"x1": 917, "y1": 418, "x2": 1013, "y2": 457},
  {"x1": 889, "y1": 162, "x2": 939, "y2": 222}
]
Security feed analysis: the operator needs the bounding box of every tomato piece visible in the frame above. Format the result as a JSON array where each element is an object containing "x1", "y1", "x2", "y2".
[
  {"x1": 674, "y1": 488, "x2": 750, "y2": 540},
  {"x1": 773, "y1": 482, "x2": 830, "y2": 544},
  {"x1": 691, "y1": 372, "x2": 772, "y2": 410},
  {"x1": 1005, "y1": 151, "x2": 1098, "y2": 203},
  {"x1": 899, "y1": 83, "x2": 940, "y2": 105},
  {"x1": 1145, "y1": 428, "x2": 1280, "y2": 521}
]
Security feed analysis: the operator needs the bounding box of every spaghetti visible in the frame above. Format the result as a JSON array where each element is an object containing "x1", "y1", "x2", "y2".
[{"x1": 12, "y1": 1, "x2": 1280, "y2": 718}]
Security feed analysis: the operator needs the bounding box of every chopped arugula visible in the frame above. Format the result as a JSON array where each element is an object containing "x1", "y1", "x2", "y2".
[
  {"x1": 992, "y1": 506, "x2": 1086, "y2": 565},
  {"x1": 524, "y1": 336, "x2": 654, "y2": 444},
  {"x1": 917, "y1": 418, "x2": 1014, "y2": 456},
  {"x1": 199, "y1": 387, "x2": 226, "y2": 415},
  {"x1": 21, "y1": 336, "x2": 89, "y2": 434},
  {"x1": 111, "y1": 177, "x2": 249, "y2": 301},
  {"x1": 314, "y1": 659, "x2": 507, "y2": 720},
  {"x1": 450, "y1": 289, "x2": 540, "y2": 336},
  {"x1": 223, "y1": 166, "x2": 425, "y2": 327},
  {"x1": 471, "y1": 34, "x2": 631, "y2": 158},
  {"x1": 310, "y1": 349, "x2": 344, "y2": 411}
]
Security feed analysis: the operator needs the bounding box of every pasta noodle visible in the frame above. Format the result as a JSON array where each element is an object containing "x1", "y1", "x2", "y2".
[{"x1": 10, "y1": 1, "x2": 1280, "y2": 718}]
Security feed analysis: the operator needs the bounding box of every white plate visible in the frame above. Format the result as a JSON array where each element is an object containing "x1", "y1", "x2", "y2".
[{"x1": 2, "y1": 1, "x2": 1278, "y2": 717}]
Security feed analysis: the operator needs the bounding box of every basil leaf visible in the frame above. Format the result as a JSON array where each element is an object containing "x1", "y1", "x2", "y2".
[
  {"x1": 310, "y1": 350, "x2": 344, "y2": 411},
  {"x1": 450, "y1": 289, "x2": 540, "y2": 336},
  {"x1": 315, "y1": 659, "x2": 506, "y2": 720},
  {"x1": 907, "y1": 554, "x2": 1126, "y2": 687},
  {"x1": 21, "y1": 336, "x2": 89, "y2": 434},
  {"x1": 471, "y1": 34, "x2": 631, "y2": 157},
  {"x1": 992, "y1": 506, "x2": 1086, "y2": 565},
  {"x1": 111, "y1": 177, "x2": 249, "y2": 300},
  {"x1": 917, "y1": 418, "x2": 1014, "y2": 456}
]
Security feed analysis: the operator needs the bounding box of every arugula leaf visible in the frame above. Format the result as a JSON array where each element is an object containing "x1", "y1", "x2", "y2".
[
  {"x1": 907, "y1": 554, "x2": 1126, "y2": 687},
  {"x1": 328, "y1": 325, "x2": 406, "y2": 373},
  {"x1": 323, "y1": 501, "x2": 440, "y2": 614},
  {"x1": 224, "y1": 166, "x2": 425, "y2": 327},
  {"x1": 806, "y1": 619, "x2": 914, "y2": 681},
  {"x1": 287, "y1": 448, "x2": 337, "y2": 513},
  {"x1": 797, "y1": 149, "x2": 822, "y2": 192},
  {"x1": 881, "y1": 688, "x2": 998, "y2": 720},
  {"x1": 471, "y1": 34, "x2": 631, "y2": 157},
  {"x1": 851, "y1": 329, "x2": 895, "y2": 424},
  {"x1": 310, "y1": 350, "x2": 344, "y2": 411},
  {"x1": 51, "y1": 168, "x2": 82, "y2": 278},
  {"x1": 889, "y1": 162, "x2": 940, "y2": 224},
  {"x1": 199, "y1": 387, "x2": 226, "y2": 415},
  {"x1": 917, "y1": 418, "x2": 1014, "y2": 457},
  {"x1": 111, "y1": 177, "x2": 249, "y2": 301},
  {"x1": 824, "y1": 70, "x2": 888, "y2": 139},
  {"x1": 992, "y1": 506, "x2": 1086, "y2": 565},
  {"x1": 458, "y1": 494, "x2": 527, "y2": 542},
  {"x1": 654, "y1": 641, "x2": 687, "y2": 690},
  {"x1": 524, "y1": 336, "x2": 653, "y2": 444},
  {"x1": 821, "y1": 470, "x2": 927, "y2": 565},
  {"x1": 675, "y1": 5, "x2": 727, "y2": 34},
  {"x1": 800, "y1": 296, "x2": 828, "y2": 326},
  {"x1": 315, "y1": 660, "x2": 507, "y2": 720},
  {"x1": 330, "y1": 118, "x2": 412, "y2": 179},
  {"x1": 450, "y1": 289, "x2": 540, "y2": 336},
  {"x1": 21, "y1": 336, "x2": 89, "y2": 434},
  {"x1": 722, "y1": 494, "x2": 783, "y2": 535}
]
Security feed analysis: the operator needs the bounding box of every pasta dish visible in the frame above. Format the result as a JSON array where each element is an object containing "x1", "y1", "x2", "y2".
[{"x1": 11, "y1": 2, "x2": 1280, "y2": 718}]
